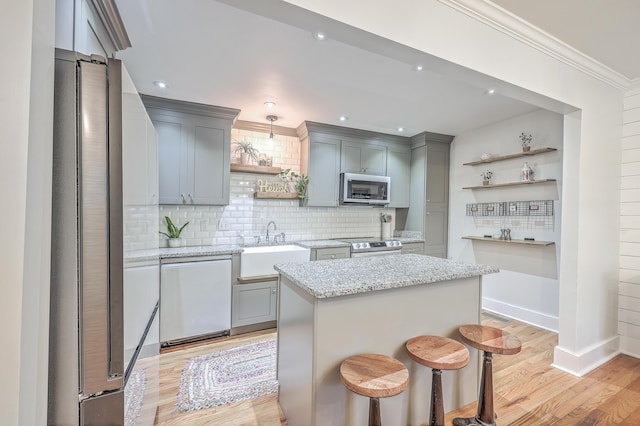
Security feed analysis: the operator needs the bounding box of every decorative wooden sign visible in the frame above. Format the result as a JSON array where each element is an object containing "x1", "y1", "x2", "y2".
[{"x1": 256, "y1": 179, "x2": 287, "y2": 193}]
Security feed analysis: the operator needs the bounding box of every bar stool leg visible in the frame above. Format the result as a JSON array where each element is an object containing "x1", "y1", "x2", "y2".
[
  {"x1": 369, "y1": 397, "x2": 381, "y2": 426},
  {"x1": 477, "y1": 351, "x2": 494, "y2": 424},
  {"x1": 430, "y1": 369, "x2": 444, "y2": 426},
  {"x1": 452, "y1": 351, "x2": 496, "y2": 426}
]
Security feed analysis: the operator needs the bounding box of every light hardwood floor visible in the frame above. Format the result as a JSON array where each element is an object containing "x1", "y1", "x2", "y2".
[{"x1": 154, "y1": 314, "x2": 640, "y2": 425}]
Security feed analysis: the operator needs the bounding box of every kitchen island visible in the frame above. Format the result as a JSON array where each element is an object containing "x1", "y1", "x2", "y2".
[{"x1": 274, "y1": 254, "x2": 498, "y2": 426}]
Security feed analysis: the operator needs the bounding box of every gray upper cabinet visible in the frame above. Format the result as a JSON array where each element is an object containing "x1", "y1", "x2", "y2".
[
  {"x1": 386, "y1": 145, "x2": 411, "y2": 208},
  {"x1": 142, "y1": 95, "x2": 240, "y2": 206},
  {"x1": 341, "y1": 140, "x2": 387, "y2": 175},
  {"x1": 298, "y1": 121, "x2": 411, "y2": 207},
  {"x1": 298, "y1": 123, "x2": 342, "y2": 207}
]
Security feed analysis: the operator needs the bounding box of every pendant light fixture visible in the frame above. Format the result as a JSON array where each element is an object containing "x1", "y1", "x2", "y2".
[{"x1": 267, "y1": 115, "x2": 278, "y2": 139}]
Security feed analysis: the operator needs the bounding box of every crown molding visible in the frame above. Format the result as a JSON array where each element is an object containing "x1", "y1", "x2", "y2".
[
  {"x1": 628, "y1": 79, "x2": 640, "y2": 96},
  {"x1": 233, "y1": 120, "x2": 299, "y2": 137},
  {"x1": 140, "y1": 94, "x2": 241, "y2": 121},
  {"x1": 89, "y1": 0, "x2": 132, "y2": 51},
  {"x1": 437, "y1": 0, "x2": 631, "y2": 91}
]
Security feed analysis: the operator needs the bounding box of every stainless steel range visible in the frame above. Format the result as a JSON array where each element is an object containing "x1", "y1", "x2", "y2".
[{"x1": 339, "y1": 237, "x2": 402, "y2": 257}]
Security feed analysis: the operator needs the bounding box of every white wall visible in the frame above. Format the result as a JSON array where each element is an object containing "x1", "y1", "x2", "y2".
[
  {"x1": 449, "y1": 109, "x2": 563, "y2": 331},
  {"x1": 283, "y1": 0, "x2": 623, "y2": 375},
  {"x1": 1, "y1": 0, "x2": 55, "y2": 424},
  {"x1": 620, "y1": 87, "x2": 640, "y2": 358}
]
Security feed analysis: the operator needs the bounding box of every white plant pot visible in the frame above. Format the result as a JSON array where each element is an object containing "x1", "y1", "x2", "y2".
[
  {"x1": 241, "y1": 152, "x2": 250, "y2": 165},
  {"x1": 168, "y1": 238, "x2": 182, "y2": 248}
]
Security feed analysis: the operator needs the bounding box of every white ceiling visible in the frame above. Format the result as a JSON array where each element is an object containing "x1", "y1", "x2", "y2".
[
  {"x1": 491, "y1": 0, "x2": 640, "y2": 80},
  {"x1": 114, "y1": 0, "x2": 628, "y2": 137}
]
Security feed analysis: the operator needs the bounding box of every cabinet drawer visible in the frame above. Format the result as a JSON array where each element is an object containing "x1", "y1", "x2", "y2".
[
  {"x1": 401, "y1": 243, "x2": 424, "y2": 255},
  {"x1": 312, "y1": 247, "x2": 351, "y2": 261}
]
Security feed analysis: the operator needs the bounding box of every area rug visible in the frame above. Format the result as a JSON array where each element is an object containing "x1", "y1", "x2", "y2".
[
  {"x1": 177, "y1": 337, "x2": 278, "y2": 412},
  {"x1": 124, "y1": 368, "x2": 146, "y2": 426}
]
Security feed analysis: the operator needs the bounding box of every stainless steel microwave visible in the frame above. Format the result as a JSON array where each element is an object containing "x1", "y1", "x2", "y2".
[{"x1": 340, "y1": 173, "x2": 390, "y2": 205}]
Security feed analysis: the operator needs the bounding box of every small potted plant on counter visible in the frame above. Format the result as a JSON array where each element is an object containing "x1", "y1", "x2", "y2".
[
  {"x1": 159, "y1": 216, "x2": 189, "y2": 248},
  {"x1": 480, "y1": 170, "x2": 494, "y2": 186},
  {"x1": 233, "y1": 140, "x2": 260, "y2": 165},
  {"x1": 520, "y1": 132, "x2": 532, "y2": 152}
]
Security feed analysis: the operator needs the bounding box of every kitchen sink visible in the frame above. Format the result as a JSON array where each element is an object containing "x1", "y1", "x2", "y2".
[{"x1": 240, "y1": 244, "x2": 310, "y2": 277}]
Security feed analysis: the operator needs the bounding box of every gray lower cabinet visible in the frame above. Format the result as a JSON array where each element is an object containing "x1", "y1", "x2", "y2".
[
  {"x1": 400, "y1": 242, "x2": 424, "y2": 255},
  {"x1": 232, "y1": 280, "x2": 277, "y2": 328},
  {"x1": 142, "y1": 95, "x2": 240, "y2": 205},
  {"x1": 310, "y1": 246, "x2": 351, "y2": 261}
]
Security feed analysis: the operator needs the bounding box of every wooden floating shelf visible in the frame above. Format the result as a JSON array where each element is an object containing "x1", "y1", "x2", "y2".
[
  {"x1": 462, "y1": 236, "x2": 555, "y2": 246},
  {"x1": 230, "y1": 163, "x2": 282, "y2": 175},
  {"x1": 254, "y1": 191, "x2": 300, "y2": 199},
  {"x1": 463, "y1": 147, "x2": 558, "y2": 166},
  {"x1": 462, "y1": 179, "x2": 556, "y2": 190}
]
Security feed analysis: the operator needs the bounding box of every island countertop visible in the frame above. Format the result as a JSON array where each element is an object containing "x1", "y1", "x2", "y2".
[{"x1": 275, "y1": 254, "x2": 498, "y2": 298}]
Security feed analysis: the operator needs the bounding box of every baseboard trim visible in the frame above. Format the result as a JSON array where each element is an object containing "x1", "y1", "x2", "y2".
[
  {"x1": 620, "y1": 335, "x2": 640, "y2": 358},
  {"x1": 552, "y1": 335, "x2": 620, "y2": 377},
  {"x1": 482, "y1": 297, "x2": 558, "y2": 332}
]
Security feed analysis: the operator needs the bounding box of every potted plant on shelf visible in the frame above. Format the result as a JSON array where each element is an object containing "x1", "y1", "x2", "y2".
[
  {"x1": 233, "y1": 140, "x2": 260, "y2": 165},
  {"x1": 280, "y1": 168, "x2": 310, "y2": 206},
  {"x1": 480, "y1": 170, "x2": 494, "y2": 186},
  {"x1": 520, "y1": 132, "x2": 532, "y2": 152},
  {"x1": 159, "y1": 216, "x2": 189, "y2": 248}
]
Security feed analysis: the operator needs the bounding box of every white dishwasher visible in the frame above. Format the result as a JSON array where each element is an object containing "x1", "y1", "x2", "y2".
[{"x1": 160, "y1": 257, "x2": 232, "y2": 344}]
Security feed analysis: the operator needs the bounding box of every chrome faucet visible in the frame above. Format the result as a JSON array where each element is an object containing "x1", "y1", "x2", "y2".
[{"x1": 266, "y1": 221, "x2": 277, "y2": 243}]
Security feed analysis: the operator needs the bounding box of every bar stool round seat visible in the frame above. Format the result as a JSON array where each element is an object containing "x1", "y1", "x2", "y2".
[
  {"x1": 453, "y1": 325, "x2": 522, "y2": 426},
  {"x1": 340, "y1": 353, "x2": 409, "y2": 426},
  {"x1": 406, "y1": 336, "x2": 470, "y2": 426}
]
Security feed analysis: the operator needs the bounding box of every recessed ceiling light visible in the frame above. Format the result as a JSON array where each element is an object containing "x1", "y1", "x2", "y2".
[
  {"x1": 153, "y1": 80, "x2": 168, "y2": 89},
  {"x1": 397, "y1": 127, "x2": 404, "y2": 132},
  {"x1": 415, "y1": 65, "x2": 423, "y2": 71},
  {"x1": 487, "y1": 88, "x2": 496, "y2": 95},
  {"x1": 264, "y1": 101, "x2": 276, "y2": 108},
  {"x1": 339, "y1": 115, "x2": 348, "y2": 122},
  {"x1": 314, "y1": 32, "x2": 326, "y2": 41}
]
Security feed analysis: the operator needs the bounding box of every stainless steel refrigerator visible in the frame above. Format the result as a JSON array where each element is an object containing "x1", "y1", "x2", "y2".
[{"x1": 49, "y1": 49, "x2": 159, "y2": 426}]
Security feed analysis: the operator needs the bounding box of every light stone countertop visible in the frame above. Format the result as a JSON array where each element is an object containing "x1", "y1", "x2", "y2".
[
  {"x1": 158, "y1": 245, "x2": 243, "y2": 258},
  {"x1": 275, "y1": 254, "x2": 499, "y2": 298},
  {"x1": 294, "y1": 240, "x2": 352, "y2": 249}
]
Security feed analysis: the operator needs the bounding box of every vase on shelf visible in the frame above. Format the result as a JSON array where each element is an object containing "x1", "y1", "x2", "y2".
[
  {"x1": 241, "y1": 152, "x2": 250, "y2": 165},
  {"x1": 483, "y1": 180, "x2": 490, "y2": 186},
  {"x1": 523, "y1": 146, "x2": 531, "y2": 152}
]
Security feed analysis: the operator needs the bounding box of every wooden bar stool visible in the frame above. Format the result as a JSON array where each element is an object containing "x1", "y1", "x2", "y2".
[
  {"x1": 453, "y1": 325, "x2": 521, "y2": 426},
  {"x1": 340, "y1": 353, "x2": 409, "y2": 426},
  {"x1": 406, "y1": 335, "x2": 470, "y2": 426}
]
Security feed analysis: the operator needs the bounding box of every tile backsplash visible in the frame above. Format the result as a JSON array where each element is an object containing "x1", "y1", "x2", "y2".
[{"x1": 159, "y1": 173, "x2": 395, "y2": 246}]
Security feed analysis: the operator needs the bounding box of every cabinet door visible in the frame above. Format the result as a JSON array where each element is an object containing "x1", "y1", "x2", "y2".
[
  {"x1": 232, "y1": 281, "x2": 277, "y2": 327},
  {"x1": 192, "y1": 125, "x2": 229, "y2": 205},
  {"x1": 426, "y1": 143, "x2": 449, "y2": 208},
  {"x1": 146, "y1": 118, "x2": 158, "y2": 205},
  {"x1": 425, "y1": 207, "x2": 448, "y2": 257},
  {"x1": 363, "y1": 144, "x2": 387, "y2": 175},
  {"x1": 387, "y1": 146, "x2": 411, "y2": 207},
  {"x1": 341, "y1": 140, "x2": 387, "y2": 175},
  {"x1": 313, "y1": 247, "x2": 351, "y2": 261},
  {"x1": 155, "y1": 118, "x2": 185, "y2": 204},
  {"x1": 308, "y1": 136, "x2": 341, "y2": 207}
]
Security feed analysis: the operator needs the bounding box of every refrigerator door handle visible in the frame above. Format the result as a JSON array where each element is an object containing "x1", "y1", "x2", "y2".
[
  {"x1": 108, "y1": 57, "x2": 124, "y2": 379},
  {"x1": 78, "y1": 58, "x2": 123, "y2": 395}
]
